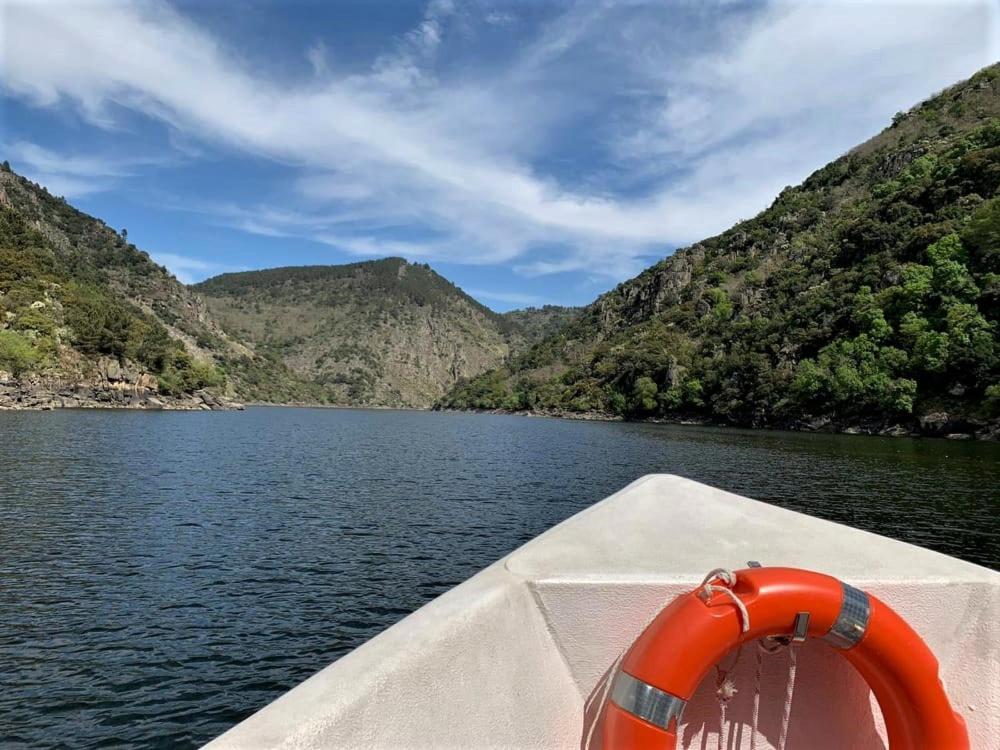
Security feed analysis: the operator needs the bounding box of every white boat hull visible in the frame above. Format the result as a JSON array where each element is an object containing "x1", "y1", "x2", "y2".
[{"x1": 206, "y1": 475, "x2": 1000, "y2": 749}]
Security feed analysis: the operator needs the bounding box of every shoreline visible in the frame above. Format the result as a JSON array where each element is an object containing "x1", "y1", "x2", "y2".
[
  {"x1": 432, "y1": 406, "x2": 1000, "y2": 442},
  {"x1": 5, "y1": 391, "x2": 996, "y2": 442},
  {"x1": 0, "y1": 382, "x2": 244, "y2": 412}
]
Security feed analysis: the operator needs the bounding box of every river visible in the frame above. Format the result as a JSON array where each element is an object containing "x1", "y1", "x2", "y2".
[{"x1": 2, "y1": 407, "x2": 997, "y2": 747}]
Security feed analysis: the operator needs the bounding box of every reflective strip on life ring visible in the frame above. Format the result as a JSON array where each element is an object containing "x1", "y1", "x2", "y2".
[
  {"x1": 822, "y1": 580, "x2": 870, "y2": 649},
  {"x1": 590, "y1": 567, "x2": 969, "y2": 750}
]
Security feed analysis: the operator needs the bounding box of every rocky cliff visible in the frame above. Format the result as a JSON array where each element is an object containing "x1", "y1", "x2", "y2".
[{"x1": 195, "y1": 260, "x2": 520, "y2": 408}]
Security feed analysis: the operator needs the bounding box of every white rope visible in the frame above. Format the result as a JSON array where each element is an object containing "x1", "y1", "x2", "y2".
[
  {"x1": 698, "y1": 568, "x2": 748, "y2": 748},
  {"x1": 699, "y1": 568, "x2": 750, "y2": 633},
  {"x1": 700, "y1": 567, "x2": 737, "y2": 588},
  {"x1": 749, "y1": 639, "x2": 798, "y2": 750},
  {"x1": 778, "y1": 644, "x2": 798, "y2": 750}
]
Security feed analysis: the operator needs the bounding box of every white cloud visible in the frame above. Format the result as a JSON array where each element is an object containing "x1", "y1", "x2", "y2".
[
  {"x1": 8, "y1": 141, "x2": 127, "y2": 178},
  {"x1": 484, "y1": 11, "x2": 515, "y2": 27},
  {"x1": 2, "y1": 0, "x2": 997, "y2": 279},
  {"x1": 466, "y1": 288, "x2": 544, "y2": 307},
  {"x1": 5, "y1": 140, "x2": 176, "y2": 198},
  {"x1": 609, "y1": 0, "x2": 998, "y2": 241},
  {"x1": 150, "y1": 251, "x2": 241, "y2": 284},
  {"x1": 6, "y1": 141, "x2": 138, "y2": 197}
]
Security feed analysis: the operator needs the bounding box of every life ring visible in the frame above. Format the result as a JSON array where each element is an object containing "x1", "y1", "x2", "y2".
[{"x1": 588, "y1": 566, "x2": 969, "y2": 749}]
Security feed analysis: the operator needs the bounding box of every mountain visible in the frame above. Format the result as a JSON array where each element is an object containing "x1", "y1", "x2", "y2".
[
  {"x1": 501, "y1": 305, "x2": 583, "y2": 351},
  {"x1": 0, "y1": 165, "x2": 253, "y2": 409},
  {"x1": 439, "y1": 64, "x2": 1000, "y2": 439},
  {"x1": 0, "y1": 161, "x2": 578, "y2": 410},
  {"x1": 195, "y1": 260, "x2": 521, "y2": 407}
]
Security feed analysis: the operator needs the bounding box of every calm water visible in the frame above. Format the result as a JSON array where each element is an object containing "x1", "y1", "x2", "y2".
[{"x1": 2, "y1": 408, "x2": 998, "y2": 748}]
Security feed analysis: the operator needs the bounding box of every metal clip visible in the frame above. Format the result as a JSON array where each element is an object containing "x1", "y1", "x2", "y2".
[
  {"x1": 747, "y1": 560, "x2": 762, "y2": 568},
  {"x1": 792, "y1": 612, "x2": 810, "y2": 642}
]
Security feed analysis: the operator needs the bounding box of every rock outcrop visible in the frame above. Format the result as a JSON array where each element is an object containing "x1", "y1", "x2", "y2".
[{"x1": 0, "y1": 358, "x2": 244, "y2": 411}]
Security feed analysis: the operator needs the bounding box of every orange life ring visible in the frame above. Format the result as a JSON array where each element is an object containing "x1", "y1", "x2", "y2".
[{"x1": 589, "y1": 566, "x2": 969, "y2": 749}]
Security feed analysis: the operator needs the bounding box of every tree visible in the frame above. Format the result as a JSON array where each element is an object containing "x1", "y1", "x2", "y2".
[
  {"x1": 632, "y1": 376, "x2": 658, "y2": 413},
  {"x1": 945, "y1": 302, "x2": 994, "y2": 369},
  {"x1": 852, "y1": 286, "x2": 891, "y2": 340},
  {"x1": 926, "y1": 233, "x2": 966, "y2": 265},
  {"x1": 912, "y1": 331, "x2": 949, "y2": 373},
  {"x1": 0, "y1": 330, "x2": 44, "y2": 376},
  {"x1": 895, "y1": 265, "x2": 933, "y2": 311},
  {"x1": 962, "y1": 197, "x2": 1000, "y2": 272},
  {"x1": 792, "y1": 335, "x2": 916, "y2": 414}
]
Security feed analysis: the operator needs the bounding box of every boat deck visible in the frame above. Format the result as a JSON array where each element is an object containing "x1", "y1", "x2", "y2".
[{"x1": 206, "y1": 475, "x2": 999, "y2": 749}]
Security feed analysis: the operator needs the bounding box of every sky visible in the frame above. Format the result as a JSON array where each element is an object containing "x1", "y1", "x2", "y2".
[{"x1": 1, "y1": 1, "x2": 998, "y2": 310}]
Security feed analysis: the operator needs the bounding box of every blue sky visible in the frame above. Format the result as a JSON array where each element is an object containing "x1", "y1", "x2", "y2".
[{"x1": 2, "y1": 1, "x2": 997, "y2": 310}]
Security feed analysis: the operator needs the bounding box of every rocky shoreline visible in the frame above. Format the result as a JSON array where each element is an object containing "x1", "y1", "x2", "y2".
[
  {"x1": 0, "y1": 361, "x2": 244, "y2": 412},
  {"x1": 4, "y1": 381, "x2": 995, "y2": 438},
  {"x1": 434, "y1": 406, "x2": 1000, "y2": 441},
  {"x1": 0, "y1": 381, "x2": 244, "y2": 411}
]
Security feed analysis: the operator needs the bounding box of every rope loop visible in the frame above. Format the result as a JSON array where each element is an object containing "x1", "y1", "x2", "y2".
[
  {"x1": 700, "y1": 567, "x2": 737, "y2": 588},
  {"x1": 698, "y1": 568, "x2": 750, "y2": 634}
]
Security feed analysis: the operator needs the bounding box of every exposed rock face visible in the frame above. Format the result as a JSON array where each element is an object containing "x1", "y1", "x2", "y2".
[
  {"x1": 919, "y1": 412, "x2": 953, "y2": 435},
  {"x1": 195, "y1": 260, "x2": 517, "y2": 408},
  {"x1": 0, "y1": 380, "x2": 244, "y2": 411},
  {"x1": 592, "y1": 245, "x2": 705, "y2": 333},
  {"x1": 0, "y1": 356, "x2": 244, "y2": 411}
]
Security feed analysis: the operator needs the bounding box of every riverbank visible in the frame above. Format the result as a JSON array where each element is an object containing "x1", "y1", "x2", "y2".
[
  {"x1": 0, "y1": 374, "x2": 243, "y2": 411},
  {"x1": 5, "y1": 383, "x2": 995, "y2": 439},
  {"x1": 433, "y1": 406, "x2": 1000, "y2": 441}
]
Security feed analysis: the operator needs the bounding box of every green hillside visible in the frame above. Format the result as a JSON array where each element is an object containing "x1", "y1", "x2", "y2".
[
  {"x1": 0, "y1": 165, "x2": 235, "y2": 402},
  {"x1": 439, "y1": 64, "x2": 1000, "y2": 439},
  {"x1": 0, "y1": 162, "x2": 578, "y2": 410}
]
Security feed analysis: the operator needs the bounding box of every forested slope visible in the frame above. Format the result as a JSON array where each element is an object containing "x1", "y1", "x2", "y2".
[
  {"x1": 0, "y1": 165, "x2": 241, "y2": 407},
  {"x1": 440, "y1": 64, "x2": 1000, "y2": 439}
]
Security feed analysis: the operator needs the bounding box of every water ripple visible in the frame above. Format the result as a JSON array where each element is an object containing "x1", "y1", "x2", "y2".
[{"x1": 0, "y1": 408, "x2": 997, "y2": 748}]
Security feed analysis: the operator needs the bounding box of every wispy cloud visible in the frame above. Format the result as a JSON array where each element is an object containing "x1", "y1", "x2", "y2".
[
  {"x1": 150, "y1": 251, "x2": 242, "y2": 284},
  {"x1": 7, "y1": 141, "x2": 121, "y2": 197},
  {"x1": 484, "y1": 11, "x2": 515, "y2": 27},
  {"x1": 5, "y1": 140, "x2": 173, "y2": 198},
  {"x1": 466, "y1": 288, "x2": 544, "y2": 307},
  {"x1": 2, "y1": 0, "x2": 996, "y2": 280}
]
